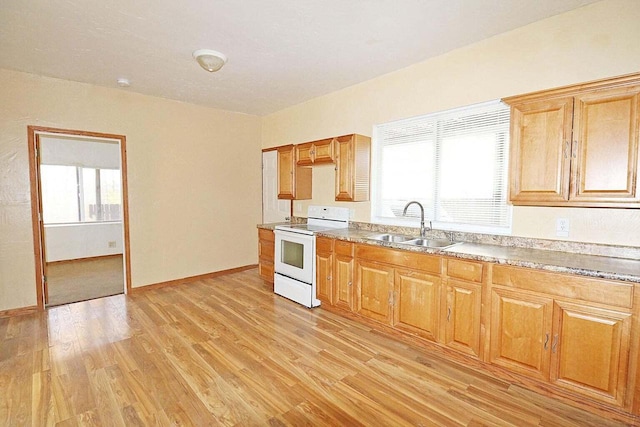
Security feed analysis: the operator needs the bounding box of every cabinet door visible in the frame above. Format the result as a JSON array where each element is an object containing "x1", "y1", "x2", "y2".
[
  {"x1": 509, "y1": 98, "x2": 574, "y2": 204},
  {"x1": 571, "y1": 86, "x2": 640, "y2": 203},
  {"x1": 277, "y1": 145, "x2": 295, "y2": 199},
  {"x1": 445, "y1": 279, "x2": 482, "y2": 358},
  {"x1": 335, "y1": 134, "x2": 371, "y2": 202},
  {"x1": 551, "y1": 301, "x2": 631, "y2": 407},
  {"x1": 316, "y1": 251, "x2": 333, "y2": 304},
  {"x1": 490, "y1": 287, "x2": 553, "y2": 380},
  {"x1": 296, "y1": 142, "x2": 314, "y2": 166},
  {"x1": 355, "y1": 260, "x2": 394, "y2": 325},
  {"x1": 316, "y1": 237, "x2": 333, "y2": 304},
  {"x1": 334, "y1": 254, "x2": 354, "y2": 311},
  {"x1": 312, "y1": 138, "x2": 335, "y2": 164},
  {"x1": 393, "y1": 269, "x2": 440, "y2": 341},
  {"x1": 335, "y1": 136, "x2": 354, "y2": 201},
  {"x1": 258, "y1": 229, "x2": 275, "y2": 284}
]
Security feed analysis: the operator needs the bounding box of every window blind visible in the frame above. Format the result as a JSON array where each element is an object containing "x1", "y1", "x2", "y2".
[{"x1": 371, "y1": 100, "x2": 512, "y2": 234}]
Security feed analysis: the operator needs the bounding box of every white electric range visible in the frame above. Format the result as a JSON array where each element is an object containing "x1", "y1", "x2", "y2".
[{"x1": 273, "y1": 206, "x2": 350, "y2": 308}]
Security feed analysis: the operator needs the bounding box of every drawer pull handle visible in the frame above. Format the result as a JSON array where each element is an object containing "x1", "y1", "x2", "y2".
[
  {"x1": 447, "y1": 307, "x2": 451, "y2": 322},
  {"x1": 544, "y1": 333, "x2": 549, "y2": 350},
  {"x1": 563, "y1": 141, "x2": 570, "y2": 159},
  {"x1": 552, "y1": 334, "x2": 558, "y2": 353}
]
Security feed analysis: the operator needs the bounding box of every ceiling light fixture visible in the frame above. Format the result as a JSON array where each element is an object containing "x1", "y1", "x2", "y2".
[
  {"x1": 116, "y1": 78, "x2": 130, "y2": 87},
  {"x1": 193, "y1": 49, "x2": 227, "y2": 72}
]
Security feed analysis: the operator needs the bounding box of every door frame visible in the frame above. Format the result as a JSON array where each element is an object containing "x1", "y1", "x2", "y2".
[{"x1": 27, "y1": 126, "x2": 132, "y2": 310}]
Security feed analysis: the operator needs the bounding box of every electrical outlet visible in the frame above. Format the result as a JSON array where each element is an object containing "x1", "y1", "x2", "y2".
[
  {"x1": 108, "y1": 241, "x2": 117, "y2": 248},
  {"x1": 556, "y1": 218, "x2": 569, "y2": 237}
]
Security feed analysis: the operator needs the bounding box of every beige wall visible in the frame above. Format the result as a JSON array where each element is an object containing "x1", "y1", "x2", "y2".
[
  {"x1": 0, "y1": 69, "x2": 262, "y2": 312},
  {"x1": 262, "y1": 0, "x2": 640, "y2": 247}
]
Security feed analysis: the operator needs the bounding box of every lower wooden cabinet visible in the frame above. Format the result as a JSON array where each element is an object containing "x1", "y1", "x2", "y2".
[
  {"x1": 551, "y1": 301, "x2": 631, "y2": 407},
  {"x1": 354, "y1": 245, "x2": 442, "y2": 341},
  {"x1": 333, "y1": 240, "x2": 354, "y2": 311},
  {"x1": 489, "y1": 265, "x2": 634, "y2": 408},
  {"x1": 257, "y1": 229, "x2": 275, "y2": 285},
  {"x1": 313, "y1": 239, "x2": 638, "y2": 416},
  {"x1": 394, "y1": 269, "x2": 440, "y2": 341},
  {"x1": 316, "y1": 237, "x2": 333, "y2": 304},
  {"x1": 444, "y1": 279, "x2": 482, "y2": 358},
  {"x1": 489, "y1": 287, "x2": 554, "y2": 380},
  {"x1": 443, "y1": 259, "x2": 484, "y2": 359},
  {"x1": 355, "y1": 259, "x2": 394, "y2": 324}
]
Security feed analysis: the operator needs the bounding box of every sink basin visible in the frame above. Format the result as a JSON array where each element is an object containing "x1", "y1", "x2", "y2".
[
  {"x1": 368, "y1": 233, "x2": 415, "y2": 243},
  {"x1": 368, "y1": 233, "x2": 461, "y2": 250},
  {"x1": 404, "y1": 238, "x2": 461, "y2": 250}
]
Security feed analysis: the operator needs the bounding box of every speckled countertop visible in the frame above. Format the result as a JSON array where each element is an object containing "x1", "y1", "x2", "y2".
[{"x1": 258, "y1": 223, "x2": 640, "y2": 284}]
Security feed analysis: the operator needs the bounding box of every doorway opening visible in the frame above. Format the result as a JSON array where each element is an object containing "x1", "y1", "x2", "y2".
[{"x1": 28, "y1": 126, "x2": 132, "y2": 308}]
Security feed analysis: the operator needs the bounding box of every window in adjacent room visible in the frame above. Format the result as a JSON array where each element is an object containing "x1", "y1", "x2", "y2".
[
  {"x1": 40, "y1": 166, "x2": 122, "y2": 224},
  {"x1": 371, "y1": 100, "x2": 512, "y2": 234}
]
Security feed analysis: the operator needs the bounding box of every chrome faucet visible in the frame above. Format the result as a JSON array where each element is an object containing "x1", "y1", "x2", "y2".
[{"x1": 402, "y1": 201, "x2": 432, "y2": 238}]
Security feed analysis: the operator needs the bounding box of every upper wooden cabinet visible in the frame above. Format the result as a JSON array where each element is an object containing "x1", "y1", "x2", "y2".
[
  {"x1": 274, "y1": 133, "x2": 370, "y2": 202},
  {"x1": 277, "y1": 145, "x2": 312, "y2": 200},
  {"x1": 335, "y1": 134, "x2": 371, "y2": 202},
  {"x1": 508, "y1": 97, "x2": 574, "y2": 203},
  {"x1": 296, "y1": 138, "x2": 335, "y2": 166},
  {"x1": 504, "y1": 73, "x2": 640, "y2": 207}
]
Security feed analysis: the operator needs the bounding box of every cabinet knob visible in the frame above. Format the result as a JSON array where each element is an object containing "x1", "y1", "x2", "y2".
[{"x1": 347, "y1": 281, "x2": 352, "y2": 286}]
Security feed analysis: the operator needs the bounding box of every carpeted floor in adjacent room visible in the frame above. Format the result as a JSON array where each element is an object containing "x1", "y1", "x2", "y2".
[{"x1": 46, "y1": 255, "x2": 124, "y2": 306}]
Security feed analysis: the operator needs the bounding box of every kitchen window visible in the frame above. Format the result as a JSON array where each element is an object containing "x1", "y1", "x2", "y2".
[
  {"x1": 40, "y1": 165, "x2": 122, "y2": 224},
  {"x1": 371, "y1": 100, "x2": 512, "y2": 234}
]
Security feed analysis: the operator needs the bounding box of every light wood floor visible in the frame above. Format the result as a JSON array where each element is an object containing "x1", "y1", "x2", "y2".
[
  {"x1": 0, "y1": 268, "x2": 634, "y2": 426},
  {"x1": 46, "y1": 255, "x2": 124, "y2": 307}
]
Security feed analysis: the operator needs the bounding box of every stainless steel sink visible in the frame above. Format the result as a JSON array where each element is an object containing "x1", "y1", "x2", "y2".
[
  {"x1": 368, "y1": 233, "x2": 460, "y2": 250},
  {"x1": 403, "y1": 238, "x2": 461, "y2": 250},
  {"x1": 368, "y1": 233, "x2": 415, "y2": 243}
]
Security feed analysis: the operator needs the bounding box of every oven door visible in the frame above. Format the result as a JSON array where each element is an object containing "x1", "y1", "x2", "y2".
[{"x1": 274, "y1": 229, "x2": 314, "y2": 284}]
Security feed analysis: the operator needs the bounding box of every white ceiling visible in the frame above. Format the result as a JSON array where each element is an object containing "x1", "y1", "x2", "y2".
[{"x1": 0, "y1": 0, "x2": 599, "y2": 116}]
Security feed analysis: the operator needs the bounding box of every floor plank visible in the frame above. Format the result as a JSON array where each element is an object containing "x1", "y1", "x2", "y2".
[{"x1": 0, "y1": 268, "x2": 636, "y2": 426}]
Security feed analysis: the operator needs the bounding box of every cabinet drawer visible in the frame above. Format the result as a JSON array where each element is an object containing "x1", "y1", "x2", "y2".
[
  {"x1": 335, "y1": 240, "x2": 354, "y2": 257},
  {"x1": 492, "y1": 265, "x2": 634, "y2": 308},
  {"x1": 356, "y1": 244, "x2": 441, "y2": 275},
  {"x1": 258, "y1": 228, "x2": 275, "y2": 242},
  {"x1": 447, "y1": 259, "x2": 483, "y2": 283},
  {"x1": 316, "y1": 236, "x2": 333, "y2": 253}
]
